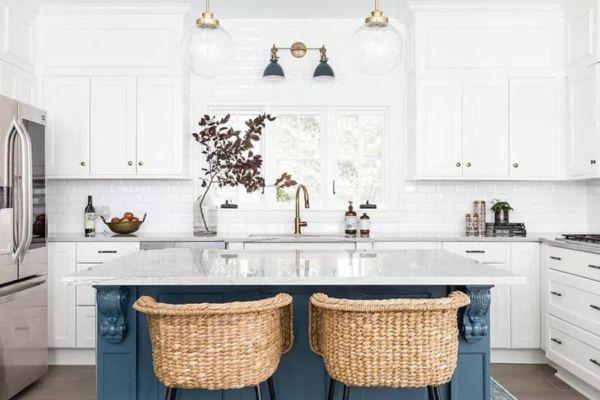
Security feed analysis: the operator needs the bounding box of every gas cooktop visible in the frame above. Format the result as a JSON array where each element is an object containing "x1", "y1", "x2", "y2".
[{"x1": 561, "y1": 234, "x2": 600, "y2": 244}]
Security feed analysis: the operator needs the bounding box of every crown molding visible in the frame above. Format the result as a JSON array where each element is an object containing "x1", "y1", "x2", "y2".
[
  {"x1": 406, "y1": 0, "x2": 563, "y2": 14},
  {"x1": 39, "y1": 2, "x2": 191, "y2": 16}
]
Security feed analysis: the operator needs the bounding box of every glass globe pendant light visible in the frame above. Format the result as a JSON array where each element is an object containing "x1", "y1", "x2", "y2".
[
  {"x1": 182, "y1": 0, "x2": 234, "y2": 78},
  {"x1": 350, "y1": 0, "x2": 403, "y2": 77}
]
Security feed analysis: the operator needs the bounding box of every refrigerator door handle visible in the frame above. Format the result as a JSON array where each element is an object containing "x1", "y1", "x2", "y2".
[
  {"x1": 1, "y1": 121, "x2": 16, "y2": 257},
  {"x1": 9, "y1": 118, "x2": 32, "y2": 263},
  {"x1": 14, "y1": 119, "x2": 33, "y2": 256}
]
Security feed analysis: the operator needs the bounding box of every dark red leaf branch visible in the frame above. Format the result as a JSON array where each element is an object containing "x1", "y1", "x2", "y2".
[{"x1": 193, "y1": 113, "x2": 297, "y2": 231}]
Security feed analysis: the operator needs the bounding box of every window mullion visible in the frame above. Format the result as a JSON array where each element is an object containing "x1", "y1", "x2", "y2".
[{"x1": 326, "y1": 108, "x2": 337, "y2": 210}]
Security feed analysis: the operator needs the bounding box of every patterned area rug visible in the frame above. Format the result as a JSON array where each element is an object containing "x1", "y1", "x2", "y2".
[{"x1": 491, "y1": 377, "x2": 518, "y2": 400}]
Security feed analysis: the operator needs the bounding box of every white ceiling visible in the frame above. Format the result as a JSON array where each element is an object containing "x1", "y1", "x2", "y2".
[{"x1": 37, "y1": 0, "x2": 563, "y2": 18}]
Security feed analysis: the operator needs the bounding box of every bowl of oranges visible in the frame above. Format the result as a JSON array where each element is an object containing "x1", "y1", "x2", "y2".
[{"x1": 101, "y1": 212, "x2": 147, "y2": 235}]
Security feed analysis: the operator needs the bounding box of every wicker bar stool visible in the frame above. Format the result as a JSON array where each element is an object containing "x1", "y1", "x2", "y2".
[
  {"x1": 309, "y1": 291, "x2": 470, "y2": 400},
  {"x1": 133, "y1": 293, "x2": 293, "y2": 400}
]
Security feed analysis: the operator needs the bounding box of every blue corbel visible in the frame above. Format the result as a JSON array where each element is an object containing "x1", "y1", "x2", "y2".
[{"x1": 96, "y1": 286, "x2": 129, "y2": 344}]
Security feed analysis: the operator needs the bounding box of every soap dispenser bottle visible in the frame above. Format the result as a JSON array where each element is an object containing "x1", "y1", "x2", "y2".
[{"x1": 345, "y1": 201, "x2": 358, "y2": 235}]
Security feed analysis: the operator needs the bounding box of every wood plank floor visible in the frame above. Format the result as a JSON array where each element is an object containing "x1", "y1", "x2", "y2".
[
  {"x1": 11, "y1": 364, "x2": 588, "y2": 400},
  {"x1": 492, "y1": 364, "x2": 587, "y2": 400}
]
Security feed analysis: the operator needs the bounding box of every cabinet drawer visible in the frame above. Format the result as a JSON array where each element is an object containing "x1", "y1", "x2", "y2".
[
  {"x1": 545, "y1": 245, "x2": 600, "y2": 282},
  {"x1": 442, "y1": 242, "x2": 508, "y2": 263},
  {"x1": 76, "y1": 306, "x2": 96, "y2": 349},
  {"x1": 173, "y1": 242, "x2": 226, "y2": 250},
  {"x1": 546, "y1": 315, "x2": 600, "y2": 391},
  {"x1": 373, "y1": 242, "x2": 441, "y2": 250},
  {"x1": 77, "y1": 242, "x2": 140, "y2": 263},
  {"x1": 547, "y1": 269, "x2": 600, "y2": 336}
]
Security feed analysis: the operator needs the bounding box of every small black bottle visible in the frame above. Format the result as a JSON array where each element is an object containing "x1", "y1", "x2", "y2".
[{"x1": 84, "y1": 195, "x2": 96, "y2": 237}]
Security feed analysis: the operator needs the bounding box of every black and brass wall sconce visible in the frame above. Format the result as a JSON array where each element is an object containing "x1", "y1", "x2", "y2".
[{"x1": 263, "y1": 42, "x2": 335, "y2": 80}]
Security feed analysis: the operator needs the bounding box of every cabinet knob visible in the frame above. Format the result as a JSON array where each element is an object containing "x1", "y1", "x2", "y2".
[
  {"x1": 455, "y1": 162, "x2": 462, "y2": 168},
  {"x1": 466, "y1": 162, "x2": 472, "y2": 168},
  {"x1": 138, "y1": 161, "x2": 144, "y2": 166},
  {"x1": 128, "y1": 161, "x2": 133, "y2": 166},
  {"x1": 592, "y1": 160, "x2": 597, "y2": 165},
  {"x1": 513, "y1": 163, "x2": 519, "y2": 168},
  {"x1": 80, "y1": 161, "x2": 86, "y2": 167}
]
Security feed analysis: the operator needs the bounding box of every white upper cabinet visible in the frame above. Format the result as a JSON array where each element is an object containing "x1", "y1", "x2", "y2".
[
  {"x1": 412, "y1": 76, "x2": 561, "y2": 180},
  {"x1": 415, "y1": 78, "x2": 463, "y2": 178},
  {"x1": 0, "y1": 61, "x2": 17, "y2": 99},
  {"x1": 509, "y1": 78, "x2": 557, "y2": 179},
  {"x1": 462, "y1": 79, "x2": 509, "y2": 178},
  {"x1": 413, "y1": 77, "x2": 513, "y2": 179},
  {"x1": 45, "y1": 77, "x2": 90, "y2": 177},
  {"x1": 137, "y1": 77, "x2": 183, "y2": 176},
  {"x1": 0, "y1": 61, "x2": 35, "y2": 104},
  {"x1": 90, "y1": 77, "x2": 137, "y2": 176},
  {"x1": 0, "y1": 1, "x2": 35, "y2": 72},
  {"x1": 565, "y1": 1, "x2": 597, "y2": 72},
  {"x1": 567, "y1": 66, "x2": 598, "y2": 178},
  {"x1": 44, "y1": 75, "x2": 185, "y2": 179}
]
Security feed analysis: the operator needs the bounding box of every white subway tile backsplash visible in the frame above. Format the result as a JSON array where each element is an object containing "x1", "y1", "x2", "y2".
[
  {"x1": 47, "y1": 180, "x2": 194, "y2": 234},
  {"x1": 47, "y1": 179, "x2": 592, "y2": 236}
]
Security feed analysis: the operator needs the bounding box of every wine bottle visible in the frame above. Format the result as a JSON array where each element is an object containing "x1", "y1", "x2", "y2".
[{"x1": 84, "y1": 195, "x2": 96, "y2": 237}]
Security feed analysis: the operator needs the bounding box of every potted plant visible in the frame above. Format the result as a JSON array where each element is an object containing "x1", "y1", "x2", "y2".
[
  {"x1": 490, "y1": 200, "x2": 513, "y2": 224},
  {"x1": 193, "y1": 114, "x2": 296, "y2": 235}
]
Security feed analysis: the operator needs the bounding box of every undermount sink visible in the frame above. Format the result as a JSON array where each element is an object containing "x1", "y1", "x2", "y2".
[{"x1": 247, "y1": 234, "x2": 350, "y2": 240}]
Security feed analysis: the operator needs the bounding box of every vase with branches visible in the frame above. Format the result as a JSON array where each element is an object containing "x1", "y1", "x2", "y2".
[{"x1": 193, "y1": 113, "x2": 297, "y2": 234}]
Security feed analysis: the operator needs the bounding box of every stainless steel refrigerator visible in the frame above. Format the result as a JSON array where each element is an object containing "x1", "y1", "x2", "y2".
[{"x1": 0, "y1": 95, "x2": 48, "y2": 400}]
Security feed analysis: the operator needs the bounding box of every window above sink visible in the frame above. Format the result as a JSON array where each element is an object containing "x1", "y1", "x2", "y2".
[{"x1": 198, "y1": 105, "x2": 392, "y2": 211}]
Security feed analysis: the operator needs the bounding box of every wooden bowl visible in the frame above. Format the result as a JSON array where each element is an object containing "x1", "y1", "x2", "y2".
[{"x1": 101, "y1": 214, "x2": 147, "y2": 235}]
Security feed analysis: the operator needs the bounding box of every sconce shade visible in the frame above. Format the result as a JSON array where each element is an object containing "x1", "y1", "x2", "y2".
[
  {"x1": 313, "y1": 61, "x2": 335, "y2": 79},
  {"x1": 263, "y1": 60, "x2": 285, "y2": 79}
]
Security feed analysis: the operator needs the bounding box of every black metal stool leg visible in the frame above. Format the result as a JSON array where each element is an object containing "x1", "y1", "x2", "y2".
[
  {"x1": 255, "y1": 383, "x2": 263, "y2": 400},
  {"x1": 327, "y1": 377, "x2": 336, "y2": 400},
  {"x1": 342, "y1": 385, "x2": 350, "y2": 400},
  {"x1": 164, "y1": 388, "x2": 171, "y2": 400},
  {"x1": 433, "y1": 386, "x2": 440, "y2": 400},
  {"x1": 170, "y1": 388, "x2": 178, "y2": 400},
  {"x1": 267, "y1": 377, "x2": 277, "y2": 400},
  {"x1": 427, "y1": 386, "x2": 435, "y2": 400}
]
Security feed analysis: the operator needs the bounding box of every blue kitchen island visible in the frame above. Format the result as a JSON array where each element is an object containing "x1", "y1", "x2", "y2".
[{"x1": 63, "y1": 248, "x2": 523, "y2": 400}]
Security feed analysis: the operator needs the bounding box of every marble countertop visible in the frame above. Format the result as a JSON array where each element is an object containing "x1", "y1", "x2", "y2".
[
  {"x1": 48, "y1": 232, "x2": 554, "y2": 243},
  {"x1": 47, "y1": 232, "x2": 225, "y2": 242},
  {"x1": 62, "y1": 248, "x2": 525, "y2": 286},
  {"x1": 542, "y1": 239, "x2": 600, "y2": 254}
]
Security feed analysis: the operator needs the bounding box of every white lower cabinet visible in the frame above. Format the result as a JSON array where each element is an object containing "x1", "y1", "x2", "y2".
[
  {"x1": 76, "y1": 263, "x2": 96, "y2": 306},
  {"x1": 443, "y1": 242, "x2": 540, "y2": 349},
  {"x1": 48, "y1": 242, "x2": 77, "y2": 348},
  {"x1": 76, "y1": 306, "x2": 96, "y2": 349},
  {"x1": 48, "y1": 241, "x2": 140, "y2": 350},
  {"x1": 489, "y1": 262, "x2": 512, "y2": 349},
  {"x1": 510, "y1": 243, "x2": 541, "y2": 348},
  {"x1": 546, "y1": 315, "x2": 600, "y2": 391},
  {"x1": 373, "y1": 242, "x2": 442, "y2": 250},
  {"x1": 543, "y1": 244, "x2": 600, "y2": 391}
]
